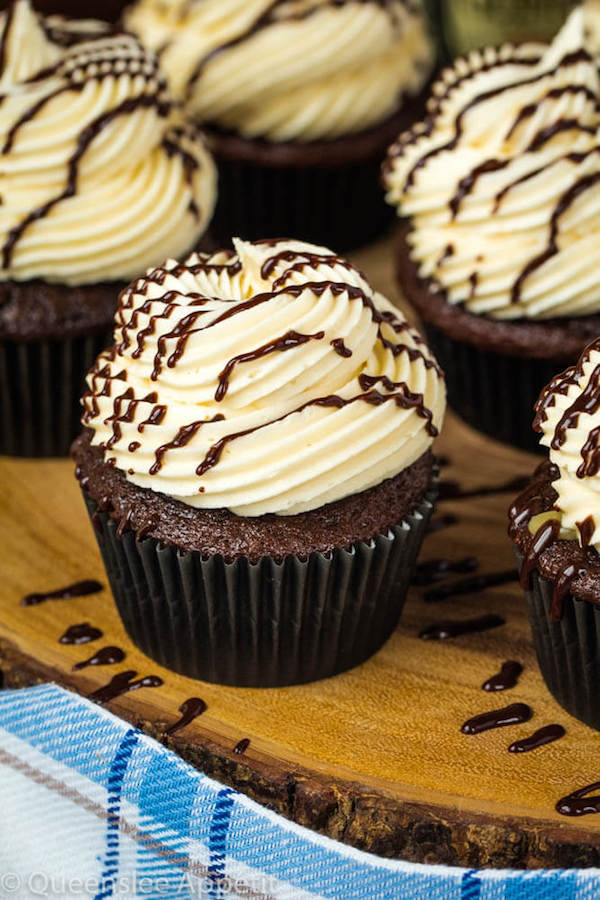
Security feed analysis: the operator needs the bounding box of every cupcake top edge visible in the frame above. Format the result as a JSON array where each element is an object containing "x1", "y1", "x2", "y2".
[
  {"x1": 0, "y1": 0, "x2": 217, "y2": 287},
  {"x1": 82, "y1": 236, "x2": 446, "y2": 518},
  {"x1": 533, "y1": 336, "x2": 600, "y2": 551},
  {"x1": 384, "y1": 4, "x2": 600, "y2": 322},
  {"x1": 124, "y1": 0, "x2": 434, "y2": 143}
]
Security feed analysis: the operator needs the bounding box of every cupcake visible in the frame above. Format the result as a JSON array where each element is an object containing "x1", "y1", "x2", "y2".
[
  {"x1": 510, "y1": 338, "x2": 600, "y2": 729},
  {"x1": 124, "y1": 0, "x2": 434, "y2": 251},
  {"x1": 383, "y1": 6, "x2": 600, "y2": 454},
  {"x1": 73, "y1": 237, "x2": 446, "y2": 686},
  {"x1": 0, "y1": 0, "x2": 216, "y2": 457}
]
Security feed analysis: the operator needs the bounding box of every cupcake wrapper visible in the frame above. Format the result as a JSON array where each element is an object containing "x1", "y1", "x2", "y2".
[
  {"x1": 520, "y1": 556, "x2": 600, "y2": 731},
  {"x1": 209, "y1": 155, "x2": 394, "y2": 253},
  {"x1": 83, "y1": 481, "x2": 436, "y2": 687},
  {"x1": 0, "y1": 332, "x2": 110, "y2": 458},
  {"x1": 421, "y1": 322, "x2": 563, "y2": 454}
]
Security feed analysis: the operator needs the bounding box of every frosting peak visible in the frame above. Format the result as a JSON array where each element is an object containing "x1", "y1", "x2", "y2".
[
  {"x1": 384, "y1": 6, "x2": 600, "y2": 321},
  {"x1": 535, "y1": 338, "x2": 600, "y2": 551},
  {"x1": 125, "y1": 0, "x2": 434, "y2": 142},
  {"x1": 82, "y1": 238, "x2": 446, "y2": 516},
  {"x1": 0, "y1": 0, "x2": 216, "y2": 285}
]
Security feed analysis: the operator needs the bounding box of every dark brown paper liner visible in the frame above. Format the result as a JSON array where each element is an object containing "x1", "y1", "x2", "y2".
[
  {"x1": 208, "y1": 153, "x2": 394, "y2": 252},
  {"x1": 521, "y1": 558, "x2": 600, "y2": 731},
  {"x1": 0, "y1": 331, "x2": 110, "y2": 458},
  {"x1": 82, "y1": 480, "x2": 436, "y2": 686},
  {"x1": 420, "y1": 322, "x2": 561, "y2": 454}
]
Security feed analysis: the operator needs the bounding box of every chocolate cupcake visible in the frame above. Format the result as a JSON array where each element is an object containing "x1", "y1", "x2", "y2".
[
  {"x1": 510, "y1": 338, "x2": 600, "y2": 730},
  {"x1": 73, "y1": 237, "x2": 446, "y2": 686},
  {"x1": 0, "y1": 0, "x2": 216, "y2": 457},
  {"x1": 384, "y1": 7, "x2": 600, "y2": 453},
  {"x1": 124, "y1": 0, "x2": 434, "y2": 251}
]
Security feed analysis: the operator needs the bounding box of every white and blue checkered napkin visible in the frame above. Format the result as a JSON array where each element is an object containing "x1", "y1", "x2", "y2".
[{"x1": 0, "y1": 683, "x2": 599, "y2": 900}]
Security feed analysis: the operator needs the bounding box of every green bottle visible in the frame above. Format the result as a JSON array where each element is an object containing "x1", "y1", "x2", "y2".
[{"x1": 425, "y1": 0, "x2": 576, "y2": 58}]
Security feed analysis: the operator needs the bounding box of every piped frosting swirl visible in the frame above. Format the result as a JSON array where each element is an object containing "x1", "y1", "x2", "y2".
[
  {"x1": 82, "y1": 238, "x2": 446, "y2": 516},
  {"x1": 0, "y1": 0, "x2": 216, "y2": 286},
  {"x1": 535, "y1": 338, "x2": 600, "y2": 552},
  {"x1": 384, "y1": 7, "x2": 600, "y2": 321},
  {"x1": 124, "y1": 0, "x2": 433, "y2": 142}
]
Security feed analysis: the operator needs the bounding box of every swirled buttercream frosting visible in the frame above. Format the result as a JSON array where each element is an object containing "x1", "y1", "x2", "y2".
[
  {"x1": 124, "y1": 0, "x2": 433, "y2": 142},
  {"x1": 82, "y1": 238, "x2": 446, "y2": 516},
  {"x1": 384, "y1": 7, "x2": 600, "y2": 320},
  {"x1": 0, "y1": 0, "x2": 216, "y2": 286},
  {"x1": 534, "y1": 338, "x2": 600, "y2": 552}
]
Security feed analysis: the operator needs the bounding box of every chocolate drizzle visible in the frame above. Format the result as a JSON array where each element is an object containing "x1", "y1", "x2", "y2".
[
  {"x1": 22, "y1": 579, "x2": 103, "y2": 607},
  {"x1": 449, "y1": 159, "x2": 508, "y2": 219},
  {"x1": 424, "y1": 570, "x2": 518, "y2": 603},
  {"x1": 186, "y1": 0, "x2": 406, "y2": 98},
  {"x1": 138, "y1": 404, "x2": 167, "y2": 433},
  {"x1": 0, "y1": 2, "x2": 16, "y2": 77},
  {"x1": 215, "y1": 330, "x2": 325, "y2": 401},
  {"x1": 3, "y1": 94, "x2": 171, "y2": 269},
  {"x1": 89, "y1": 670, "x2": 163, "y2": 705},
  {"x1": 260, "y1": 248, "x2": 358, "y2": 284},
  {"x1": 550, "y1": 563, "x2": 585, "y2": 620},
  {"x1": 412, "y1": 556, "x2": 478, "y2": 587},
  {"x1": 438, "y1": 475, "x2": 529, "y2": 501},
  {"x1": 578, "y1": 426, "x2": 600, "y2": 478},
  {"x1": 196, "y1": 384, "x2": 437, "y2": 478},
  {"x1": 164, "y1": 697, "x2": 207, "y2": 737},
  {"x1": 461, "y1": 702, "x2": 532, "y2": 735},
  {"x1": 512, "y1": 173, "x2": 600, "y2": 305},
  {"x1": 426, "y1": 513, "x2": 458, "y2": 534},
  {"x1": 73, "y1": 646, "x2": 125, "y2": 670},
  {"x1": 556, "y1": 781, "x2": 600, "y2": 816},
  {"x1": 505, "y1": 85, "x2": 596, "y2": 143},
  {"x1": 519, "y1": 518, "x2": 561, "y2": 590},
  {"x1": 59, "y1": 623, "x2": 103, "y2": 645},
  {"x1": 482, "y1": 660, "x2": 522, "y2": 692},
  {"x1": 402, "y1": 50, "x2": 591, "y2": 191},
  {"x1": 577, "y1": 515, "x2": 595, "y2": 548},
  {"x1": 331, "y1": 338, "x2": 352, "y2": 358},
  {"x1": 419, "y1": 614, "x2": 504, "y2": 640},
  {"x1": 552, "y1": 363, "x2": 600, "y2": 450},
  {"x1": 508, "y1": 478, "x2": 547, "y2": 530},
  {"x1": 149, "y1": 415, "x2": 225, "y2": 475},
  {"x1": 508, "y1": 724, "x2": 565, "y2": 753}
]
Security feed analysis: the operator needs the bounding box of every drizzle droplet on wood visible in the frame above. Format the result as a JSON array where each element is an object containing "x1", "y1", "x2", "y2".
[
  {"x1": 461, "y1": 702, "x2": 532, "y2": 735},
  {"x1": 21, "y1": 580, "x2": 103, "y2": 607},
  {"x1": 509, "y1": 724, "x2": 565, "y2": 753},
  {"x1": 419, "y1": 614, "x2": 505, "y2": 641}
]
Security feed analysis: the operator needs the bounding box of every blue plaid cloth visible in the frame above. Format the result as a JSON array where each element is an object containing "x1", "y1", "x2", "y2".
[{"x1": 0, "y1": 684, "x2": 598, "y2": 900}]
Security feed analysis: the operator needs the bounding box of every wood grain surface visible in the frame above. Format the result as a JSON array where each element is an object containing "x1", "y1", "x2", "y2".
[{"x1": 1, "y1": 236, "x2": 599, "y2": 870}]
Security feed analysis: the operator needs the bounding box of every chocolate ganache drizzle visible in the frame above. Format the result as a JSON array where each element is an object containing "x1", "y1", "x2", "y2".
[
  {"x1": 507, "y1": 337, "x2": 600, "y2": 611},
  {"x1": 125, "y1": 0, "x2": 433, "y2": 142},
  {"x1": 0, "y1": 0, "x2": 216, "y2": 285},
  {"x1": 384, "y1": 7, "x2": 600, "y2": 320},
  {"x1": 512, "y1": 337, "x2": 600, "y2": 567},
  {"x1": 82, "y1": 238, "x2": 446, "y2": 516}
]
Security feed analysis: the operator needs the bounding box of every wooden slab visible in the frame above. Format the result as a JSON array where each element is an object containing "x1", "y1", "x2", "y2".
[{"x1": 2, "y1": 237, "x2": 600, "y2": 870}]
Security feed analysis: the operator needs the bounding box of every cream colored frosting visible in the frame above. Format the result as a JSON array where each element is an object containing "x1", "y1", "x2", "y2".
[
  {"x1": 535, "y1": 338, "x2": 600, "y2": 551},
  {"x1": 124, "y1": 0, "x2": 433, "y2": 142},
  {"x1": 82, "y1": 238, "x2": 446, "y2": 517},
  {"x1": 384, "y1": 7, "x2": 600, "y2": 321},
  {"x1": 0, "y1": 0, "x2": 216, "y2": 286}
]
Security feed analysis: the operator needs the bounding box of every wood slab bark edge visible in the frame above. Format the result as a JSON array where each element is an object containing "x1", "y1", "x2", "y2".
[{"x1": 2, "y1": 634, "x2": 598, "y2": 871}]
